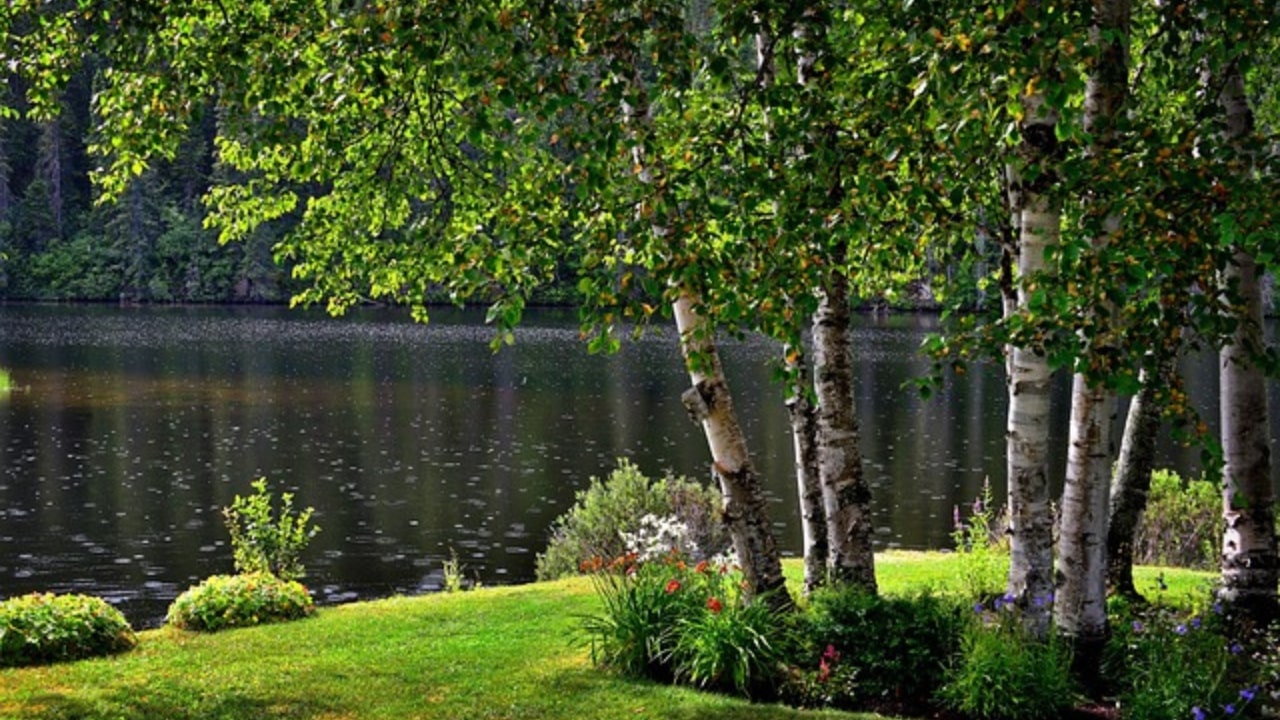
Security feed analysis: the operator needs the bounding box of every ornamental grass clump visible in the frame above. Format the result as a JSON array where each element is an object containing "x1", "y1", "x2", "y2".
[
  {"x1": 579, "y1": 551, "x2": 790, "y2": 698},
  {"x1": 0, "y1": 592, "x2": 136, "y2": 667},
  {"x1": 939, "y1": 593, "x2": 1078, "y2": 720}
]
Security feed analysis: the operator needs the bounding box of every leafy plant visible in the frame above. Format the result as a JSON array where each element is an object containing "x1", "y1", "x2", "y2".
[
  {"x1": 792, "y1": 586, "x2": 966, "y2": 711},
  {"x1": 950, "y1": 478, "x2": 1010, "y2": 601},
  {"x1": 166, "y1": 572, "x2": 315, "y2": 632},
  {"x1": 536, "y1": 459, "x2": 728, "y2": 580},
  {"x1": 441, "y1": 547, "x2": 479, "y2": 593},
  {"x1": 224, "y1": 477, "x2": 320, "y2": 581},
  {"x1": 940, "y1": 595, "x2": 1078, "y2": 720},
  {"x1": 0, "y1": 592, "x2": 136, "y2": 667},
  {"x1": 1106, "y1": 599, "x2": 1261, "y2": 720}
]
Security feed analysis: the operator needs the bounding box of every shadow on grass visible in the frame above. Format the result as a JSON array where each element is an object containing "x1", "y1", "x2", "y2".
[{"x1": 7, "y1": 684, "x2": 342, "y2": 720}]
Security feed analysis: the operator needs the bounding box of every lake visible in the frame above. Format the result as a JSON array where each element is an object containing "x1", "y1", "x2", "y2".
[{"x1": 0, "y1": 304, "x2": 1270, "y2": 626}]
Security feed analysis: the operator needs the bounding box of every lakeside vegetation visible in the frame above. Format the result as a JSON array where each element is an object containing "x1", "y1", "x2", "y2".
[{"x1": 0, "y1": 555, "x2": 1213, "y2": 720}]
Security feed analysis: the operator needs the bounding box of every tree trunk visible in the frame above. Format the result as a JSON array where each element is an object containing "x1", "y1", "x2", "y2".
[
  {"x1": 1055, "y1": 375, "x2": 1117, "y2": 678},
  {"x1": 813, "y1": 269, "x2": 876, "y2": 591},
  {"x1": 786, "y1": 345, "x2": 828, "y2": 595},
  {"x1": 674, "y1": 294, "x2": 794, "y2": 611},
  {"x1": 1216, "y1": 62, "x2": 1278, "y2": 623},
  {"x1": 1055, "y1": 0, "x2": 1128, "y2": 676}
]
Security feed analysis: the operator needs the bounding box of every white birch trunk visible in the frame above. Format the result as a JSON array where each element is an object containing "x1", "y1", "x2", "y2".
[
  {"x1": 1055, "y1": 0, "x2": 1128, "y2": 669},
  {"x1": 786, "y1": 346, "x2": 828, "y2": 595},
  {"x1": 1216, "y1": 63, "x2": 1278, "y2": 621},
  {"x1": 1007, "y1": 188, "x2": 1057, "y2": 635},
  {"x1": 813, "y1": 270, "x2": 876, "y2": 591},
  {"x1": 675, "y1": 294, "x2": 793, "y2": 610}
]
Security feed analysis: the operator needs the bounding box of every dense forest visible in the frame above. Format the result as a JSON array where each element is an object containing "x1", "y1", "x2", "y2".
[{"x1": 0, "y1": 64, "x2": 297, "y2": 303}]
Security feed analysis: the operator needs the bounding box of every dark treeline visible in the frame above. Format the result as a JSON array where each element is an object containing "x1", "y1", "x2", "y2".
[{"x1": 0, "y1": 63, "x2": 298, "y2": 304}]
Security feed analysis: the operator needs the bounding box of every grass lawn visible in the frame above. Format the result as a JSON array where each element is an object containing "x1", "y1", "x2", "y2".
[{"x1": 0, "y1": 553, "x2": 1215, "y2": 720}]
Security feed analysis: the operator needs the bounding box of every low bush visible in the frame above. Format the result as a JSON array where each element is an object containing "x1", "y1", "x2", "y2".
[
  {"x1": 1134, "y1": 469, "x2": 1221, "y2": 570},
  {"x1": 580, "y1": 552, "x2": 790, "y2": 698},
  {"x1": 787, "y1": 586, "x2": 966, "y2": 711},
  {"x1": 536, "y1": 459, "x2": 729, "y2": 580},
  {"x1": 166, "y1": 572, "x2": 315, "y2": 632},
  {"x1": 939, "y1": 595, "x2": 1078, "y2": 720},
  {"x1": 950, "y1": 478, "x2": 1010, "y2": 602},
  {"x1": 0, "y1": 592, "x2": 136, "y2": 667}
]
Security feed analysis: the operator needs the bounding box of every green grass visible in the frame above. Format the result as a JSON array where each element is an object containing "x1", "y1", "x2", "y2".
[{"x1": 0, "y1": 553, "x2": 1215, "y2": 720}]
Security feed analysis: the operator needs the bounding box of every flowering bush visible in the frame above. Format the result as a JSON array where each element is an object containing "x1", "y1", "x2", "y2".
[
  {"x1": 0, "y1": 593, "x2": 136, "y2": 667},
  {"x1": 167, "y1": 572, "x2": 315, "y2": 632},
  {"x1": 1105, "y1": 598, "x2": 1263, "y2": 720},
  {"x1": 579, "y1": 551, "x2": 789, "y2": 697},
  {"x1": 950, "y1": 478, "x2": 1009, "y2": 602},
  {"x1": 535, "y1": 460, "x2": 730, "y2": 580}
]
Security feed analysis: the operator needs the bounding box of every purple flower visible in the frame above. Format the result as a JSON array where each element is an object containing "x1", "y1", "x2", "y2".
[
  {"x1": 1175, "y1": 624, "x2": 1188, "y2": 635},
  {"x1": 1224, "y1": 703, "x2": 1236, "y2": 715},
  {"x1": 1192, "y1": 706, "x2": 1206, "y2": 720},
  {"x1": 973, "y1": 602, "x2": 985, "y2": 614},
  {"x1": 1229, "y1": 642, "x2": 1243, "y2": 655},
  {"x1": 1241, "y1": 687, "x2": 1257, "y2": 702},
  {"x1": 993, "y1": 597, "x2": 1005, "y2": 611},
  {"x1": 1131, "y1": 620, "x2": 1144, "y2": 633},
  {"x1": 1212, "y1": 602, "x2": 1224, "y2": 615},
  {"x1": 1191, "y1": 617, "x2": 1202, "y2": 629}
]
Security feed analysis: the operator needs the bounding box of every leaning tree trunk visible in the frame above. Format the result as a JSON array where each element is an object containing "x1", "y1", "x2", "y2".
[
  {"x1": 1107, "y1": 357, "x2": 1172, "y2": 599},
  {"x1": 1006, "y1": 89, "x2": 1059, "y2": 636},
  {"x1": 786, "y1": 345, "x2": 829, "y2": 596},
  {"x1": 675, "y1": 294, "x2": 794, "y2": 611},
  {"x1": 813, "y1": 268, "x2": 876, "y2": 592},
  {"x1": 1216, "y1": 62, "x2": 1278, "y2": 623},
  {"x1": 1054, "y1": 0, "x2": 1128, "y2": 676}
]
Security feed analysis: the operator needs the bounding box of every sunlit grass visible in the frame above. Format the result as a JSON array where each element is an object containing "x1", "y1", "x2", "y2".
[
  {"x1": 0, "y1": 367, "x2": 10, "y2": 394},
  {"x1": 0, "y1": 553, "x2": 1215, "y2": 720}
]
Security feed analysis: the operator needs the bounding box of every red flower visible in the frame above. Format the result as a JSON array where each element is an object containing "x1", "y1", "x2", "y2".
[
  {"x1": 694, "y1": 560, "x2": 710, "y2": 574},
  {"x1": 665, "y1": 579, "x2": 681, "y2": 594},
  {"x1": 706, "y1": 596, "x2": 723, "y2": 614}
]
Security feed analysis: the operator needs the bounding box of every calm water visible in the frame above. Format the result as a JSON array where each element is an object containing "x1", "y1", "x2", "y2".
[{"x1": 0, "y1": 304, "x2": 1271, "y2": 626}]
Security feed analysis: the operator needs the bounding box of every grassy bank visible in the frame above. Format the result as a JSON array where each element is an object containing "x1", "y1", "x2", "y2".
[{"x1": 0, "y1": 553, "x2": 1214, "y2": 720}]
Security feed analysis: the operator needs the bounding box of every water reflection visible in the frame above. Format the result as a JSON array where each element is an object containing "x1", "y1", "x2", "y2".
[{"x1": 0, "y1": 304, "x2": 1273, "y2": 626}]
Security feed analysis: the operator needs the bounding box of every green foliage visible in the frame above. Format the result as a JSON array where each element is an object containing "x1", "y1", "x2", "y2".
[
  {"x1": 0, "y1": 592, "x2": 136, "y2": 667},
  {"x1": 166, "y1": 572, "x2": 315, "y2": 632},
  {"x1": 1105, "y1": 599, "x2": 1261, "y2": 720},
  {"x1": 950, "y1": 478, "x2": 1010, "y2": 601},
  {"x1": 0, "y1": 367, "x2": 10, "y2": 394},
  {"x1": 1136, "y1": 469, "x2": 1222, "y2": 570},
  {"x1": 580, "y1": 552, "x2": 789, "y2": 698},
  {"x1": 535, "y1": 459, "x2": 728, "y2": 581},
  {"x1": 441, "y1": 547, "x2": 480, "y2": 593},
  {"x1": 790, "y1": 587, "x2": 966, "y2": 711},
  {"x1": 940, "y1": 596, "x2": 1078, "y2": 720},
  {"x1": 223, "y1": 478, "x2": 319, "y2": 582}
]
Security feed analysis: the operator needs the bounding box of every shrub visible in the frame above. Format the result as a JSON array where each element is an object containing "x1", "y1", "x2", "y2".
[
  {"x1": 789, "y1": 587, "x2": 966, "y2": 711},
  {"x1": 939, "y1": 595, "x2": 1078, "y2": 720},
  {"x1": 167, "y1": 572, "x2": 315, "y2": 632},
  {"x1": 1106, "y1": 600, "x2": 1261, "y2": 720},
  {"x1": 224, "y1": 477, "x2": 320, "y2": 581},
  {"x1": 0, "y1": 593, "x2": 136, "y2": 667},
  {"x1": 1134, "y1": 469, "x2": 1220, "y2": 570},
  {"x1": 579, "y1": 552, "x2": 789, "y2": 697},
  {"x1": 535, "y1": 459, "x2": 729, "y2": 580}
]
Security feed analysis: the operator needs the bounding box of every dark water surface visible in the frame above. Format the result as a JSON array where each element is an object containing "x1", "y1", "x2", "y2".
[{"x1": 0, "y1": 304, "x2": 1271, "y2": 626}]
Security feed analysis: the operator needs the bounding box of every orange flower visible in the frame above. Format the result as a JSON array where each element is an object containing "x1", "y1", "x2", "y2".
[
  {"x1": 665, "y1": 579, "x2": 681, "y2": 594},
  {"x1": 706, "y1": 596, "x2": 723, "y2": 614},
  {"x1": 695, "y1": 560, "x2": 710, "y2": 574}
]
